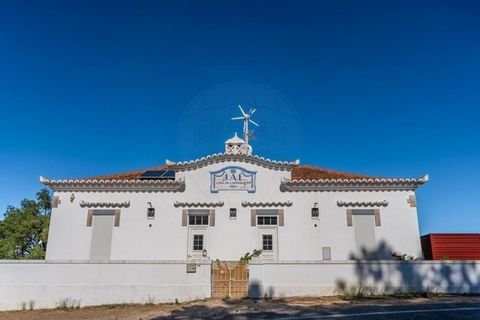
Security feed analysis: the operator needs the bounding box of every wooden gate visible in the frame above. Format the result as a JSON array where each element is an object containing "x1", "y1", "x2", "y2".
[{"x1": 211, "y1": 261, "x2": 249, "y2": 298}]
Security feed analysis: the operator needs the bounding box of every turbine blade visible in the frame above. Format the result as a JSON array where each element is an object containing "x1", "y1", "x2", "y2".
[
  {"x1": 250, "y1": 108, "x2": 256, "y2": 115},
  {"x1": 231, "y1": 117, "x2": 244, "y2": 120},
  {"x1": 238, "y1": 105, "x2": 246, "y2": 116},
  {"x1": 249, "y1": 119, "x2": 260, "y2": 126}
]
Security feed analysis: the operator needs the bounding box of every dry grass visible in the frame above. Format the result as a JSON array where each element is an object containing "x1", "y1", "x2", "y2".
[{"x1": 0, "y1": 295, "x2": 478, "y2": 320}]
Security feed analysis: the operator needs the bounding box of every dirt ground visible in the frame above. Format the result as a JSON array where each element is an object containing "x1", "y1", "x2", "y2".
[{"x1": 0, "y1": 295, "x2": 479, "y2": 320}]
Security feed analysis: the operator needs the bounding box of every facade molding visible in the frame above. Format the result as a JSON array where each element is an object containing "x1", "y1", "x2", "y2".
[
  {"x1": 79, "y1": 200, "x2": 130, "y2": 208},
  {"x1": 280, "y1": 175, "x2": 428, "y2": 192},
  {"x1": 166, "y1": 153, "x2": 299, "y2": 172},
  {"x1": 337, "y1": 200, "x2": 389, "y2": 207},
  {"x1": 241, "y1": 201, "x2": 293, "y2": 207},
  {"x1": 40, "y1": 176, "x2": 185, "y2": 192},
  {"x1": 174, "y1": 201, "x2": 224, "y2": 208}
]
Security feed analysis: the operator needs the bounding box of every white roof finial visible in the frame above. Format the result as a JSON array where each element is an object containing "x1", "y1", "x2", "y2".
[{"x1": 225, "y1": 132, "x2": 245, "y2": 145}]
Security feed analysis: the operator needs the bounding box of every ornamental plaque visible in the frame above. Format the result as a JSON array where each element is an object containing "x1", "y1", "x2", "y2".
[{"x1": 210, "y1": 166, "x2": 256, "y2": 193}]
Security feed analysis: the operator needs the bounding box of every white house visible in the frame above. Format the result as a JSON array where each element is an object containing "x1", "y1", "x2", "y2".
[{"x1": 42, "y1": 119, "x2": 427, "y2": 262}]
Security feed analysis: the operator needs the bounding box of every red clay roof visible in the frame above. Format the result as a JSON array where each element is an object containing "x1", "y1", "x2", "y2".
[
  {"x1": 85, "y1": 164, "x2": 377, "y2": 181},
  {"x1": 87, "y1": 165, "x2": 168, "y2": 181},
  {"x1": 291, "y1": 165, "x2": 378, "y2": 180}
]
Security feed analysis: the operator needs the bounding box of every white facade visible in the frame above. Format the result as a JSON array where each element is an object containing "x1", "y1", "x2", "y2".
[{"x1": 43, "y1": 136, "x2": 427, "y2": 262}]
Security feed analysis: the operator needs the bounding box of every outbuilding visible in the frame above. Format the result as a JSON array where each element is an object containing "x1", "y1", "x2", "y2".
[{"x1": 421, "y1": 233, "x2": 480, "y2": 260}]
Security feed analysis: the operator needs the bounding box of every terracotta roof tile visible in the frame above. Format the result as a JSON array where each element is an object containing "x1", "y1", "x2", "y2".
[
  {"x1": 87, "y1": 165, "x2": 168, "y2": 181},
  {"x1": 87, "y1": 164, "x2": 378, "y2": 181},
  {"x1": 291, "y1": 165, "x2": 379, "y2": 180}
]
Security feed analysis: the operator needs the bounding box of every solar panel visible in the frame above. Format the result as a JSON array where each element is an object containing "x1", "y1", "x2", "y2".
[
  {"x1": 139, "y1": 170, "x2": 176, "y2": 180},
  {"x1": 162, "y1": 170, "x2": 175, "y2": 178}
]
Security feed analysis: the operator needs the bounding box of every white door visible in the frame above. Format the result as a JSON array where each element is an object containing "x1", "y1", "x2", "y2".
[
  {"x1": 353, "y1": 211, "x2": 376, "y2": 259},
  {"x1": 188, "y1": 228, "x2": 208, "y2": 259},
  {"x1": 90, "y1": 214, "x2": 114, "y2": 260},
  {"x1": 258, "y1": 228, "x2": 278, "y2": 261}
]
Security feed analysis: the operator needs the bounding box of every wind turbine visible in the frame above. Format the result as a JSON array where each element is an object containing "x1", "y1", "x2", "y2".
[{"x1": 232, "y1": 105, "x2": 260, "y2": 145}]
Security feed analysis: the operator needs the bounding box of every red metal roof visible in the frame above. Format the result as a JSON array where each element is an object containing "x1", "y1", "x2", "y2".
[{"x1": 421, "y1": 233, "x2": 480, "y2": 260}]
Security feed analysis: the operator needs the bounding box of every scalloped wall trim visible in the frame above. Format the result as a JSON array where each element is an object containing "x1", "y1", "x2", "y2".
[
  {"x1": 167, "y1": 153, "x2": 299, "y2": 171},
  {"x1": 174, "y1": 201, "x2": 224, "y2": 208},
  {"x1": 337, "y1": 200, "x2": 389, "y2": 207},
  {"x1": 40, "y1": 176, "x2": 185, "y2": 192},
  {"x1": 40, "y1": 176, "x2": 184, "y2": 185},
  {"x1": 241, "y1": 201, "x2": 293, "y2": 207},
  {"x1": 286, "y1": 177, "x2": 427, "y2": 184},
  {"x1": 281, "y1": 176, "x2": 428, "y2": 192},
  {"x1": 79, "y1": 201, "x2": 130, "y2": 208}
]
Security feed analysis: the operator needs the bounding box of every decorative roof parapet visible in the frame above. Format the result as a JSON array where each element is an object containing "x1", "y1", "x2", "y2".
[
  {"x1": 242, "y1": 201, "x2": 293, "y2": 207},
  {"x1": 174, "y1": 201, "x2": 224, "y2": 208},
  {"x1": 280, "y1": 175, "x2": 428, "y2": 192},
  {"x1": 79, "y1": 200, "x2": 130, "y2": 208},
  {"x1": 40, "y1": 176, "x2": 185, "y2": 192},
  {"x1": 337, "y1": 200, "x2": 389, "y2": 207},
  {"x1": 166, "y1": 153, "x2": 299, "y2": 171}
]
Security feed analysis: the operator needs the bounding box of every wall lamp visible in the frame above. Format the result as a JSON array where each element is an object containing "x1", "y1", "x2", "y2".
[
  {"x1": 147, "y1": 202, "x2": 155, "y2": 219},
  {"x1": 311, "y1": 202, "x2": 319, "y2": 219}
]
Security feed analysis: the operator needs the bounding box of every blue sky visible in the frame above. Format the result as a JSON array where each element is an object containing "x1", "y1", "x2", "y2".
[{"x1": 0, "y1": 0, "x2": 479, "y2": 234}]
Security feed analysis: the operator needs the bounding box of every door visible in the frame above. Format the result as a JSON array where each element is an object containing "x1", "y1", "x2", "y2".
[
  {"x1": 353, "y1": 210, "x2": 376, "y2": 259},
  {"x1": 90, "y1": 214, "x2": 114, "y2": 260},
  {"x1": 188, "y1": 228, "x2": 208, "y2": 259},
  {"x1": 258, "y1": 228, "x2": 278, "y2": 261}
]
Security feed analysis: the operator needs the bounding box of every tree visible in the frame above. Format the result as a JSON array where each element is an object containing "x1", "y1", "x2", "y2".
[
  {"x1": 36, "y1": 188, "x2": 52, "y2": 216},
  {"x1": 0, "y1": 189, "x2": 51, "y2": 259}
]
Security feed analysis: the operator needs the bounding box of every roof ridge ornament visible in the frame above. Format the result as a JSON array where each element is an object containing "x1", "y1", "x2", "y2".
[{"x1": 170, "y1": 153, "x2": 299, "y2": 171}]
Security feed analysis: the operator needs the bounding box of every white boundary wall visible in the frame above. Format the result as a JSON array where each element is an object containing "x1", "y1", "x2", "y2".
[
  {"x1": 0, "y1": 260, "x2": 211, "y2": 311},
  {"x1": 2, "y1": 260, "x2": 479, "y2": 311},
  {"x1": 248, "y1": 260, "x2": 480, "y2": 298}
]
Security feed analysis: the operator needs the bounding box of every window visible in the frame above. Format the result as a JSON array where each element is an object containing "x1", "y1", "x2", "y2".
[
  {"x1": 257, "y1": 216, "x2": 278, "y2": 225},
  {"x1": 193, "y1": 235, "x2": 203, "y2": 251},
  {"x1": 262, "y1": 235, "x2": 273, "y2": 251},
  {"x1": 311, "y1": 207, "x2": 319, "y2": 219},
  {"x1": 189, "y1": 215, "x2": 209, "y2": 225},
  {"x1": 230, "y1": 208, "x2": 237, "y2": 219}
]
